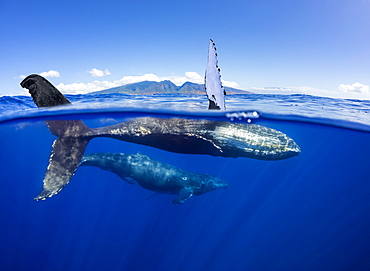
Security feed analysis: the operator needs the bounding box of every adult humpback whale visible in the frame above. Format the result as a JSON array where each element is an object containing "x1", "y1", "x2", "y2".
[
  {"x1": 80, "y1": 152, "x2": 228, "y2": 204},
  {"x1": 21, "y1": 74, "x2": 300, "y2": 200}
]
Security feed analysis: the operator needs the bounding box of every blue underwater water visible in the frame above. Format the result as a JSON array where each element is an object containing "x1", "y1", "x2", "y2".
[{"x1": 0, "y1": 93, "x2": 370, "y2": 271}]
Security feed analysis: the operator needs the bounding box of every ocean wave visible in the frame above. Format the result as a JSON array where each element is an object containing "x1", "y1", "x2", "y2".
[{"x1": 0, "y1": 93, "x2": 369, "y2": 131}]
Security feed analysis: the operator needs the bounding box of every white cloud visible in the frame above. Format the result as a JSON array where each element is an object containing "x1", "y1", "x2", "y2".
[
  {"x1": 339, "y1": 82, "x2": 370, "y2": 94},
  {"x1": 39, "y1": 70, "x2": 60, "y2": 78},
  {"x1": 16, "y1": 70, "x2": 60, "y2": 81},
  {"x1": 222, "y1": 80, "x2": 241, "y2": 89},
  {"x1": 118, "y1": 73, "x2": 161, "y2": 85},
  {"x1": 184, "y1": 71, "x2": 203, "y2": 83},
  {"x1": 89, "y1": 68, "x2": 111, "y2": 77},
  {"x1": 57, "y1": 80, "x2": 118, "y2": 94}
]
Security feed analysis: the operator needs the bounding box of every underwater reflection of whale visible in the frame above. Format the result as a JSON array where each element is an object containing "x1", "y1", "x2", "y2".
[
  {"x1": 21, "y1": 74, "x2": 300, "y2": 200},
  {"x1": 80, "y1": 152, "x2": 228, "y2": 204}
]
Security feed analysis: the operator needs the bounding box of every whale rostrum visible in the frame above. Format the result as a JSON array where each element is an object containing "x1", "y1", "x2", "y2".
[{"x1": 80, "y1": 152, "x2": 228, "y2": 204}]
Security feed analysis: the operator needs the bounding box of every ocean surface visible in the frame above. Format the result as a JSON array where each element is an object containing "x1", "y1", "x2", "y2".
[{"x1": 1, "y1": 93, "x2": 370, "y2": 271}]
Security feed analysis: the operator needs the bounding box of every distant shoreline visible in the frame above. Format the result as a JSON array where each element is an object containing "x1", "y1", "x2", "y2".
[{"x1": 90, "y1": 80, "x2": 253, "y2": 95}]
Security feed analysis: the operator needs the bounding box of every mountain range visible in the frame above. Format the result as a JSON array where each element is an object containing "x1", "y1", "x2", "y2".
[{"x1": 91, "y1": 81, "x2": 252, "y2": 95}]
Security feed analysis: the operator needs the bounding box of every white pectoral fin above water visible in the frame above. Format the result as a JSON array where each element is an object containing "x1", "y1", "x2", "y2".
[{"x1": 205, "y1": 39, "x2": 226, "y2": 110}]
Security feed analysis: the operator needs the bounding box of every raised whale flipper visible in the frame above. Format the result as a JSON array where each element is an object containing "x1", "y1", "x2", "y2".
[
  {"x1": 205, "y1": 39, "x2": 226, "y2": 110},
  {"x1": 173, "y1": 187, "x2": 194, "y2": 204},
  {"x1": 21, "y1": 74, "x2": 92, "y2": 200}
]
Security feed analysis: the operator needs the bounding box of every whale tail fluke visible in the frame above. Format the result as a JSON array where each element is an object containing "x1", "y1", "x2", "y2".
[
  {"x1": 34, "y1": 137, "x2": 90, "y2": 201},
  {"x1": 20, "y1": 74, "x2": 91, "y2": 137},
  {"x1": 20, "y1": 74, "x2": 92, "y2": 200},
  {"x1": 21, "y1": 74, "x2": 71, "y2": 108}
]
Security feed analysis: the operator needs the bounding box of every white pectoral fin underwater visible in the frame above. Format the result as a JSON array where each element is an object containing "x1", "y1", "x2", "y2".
[{"x1": 19, "y1": 40, "x2": 300, "y2": 203}]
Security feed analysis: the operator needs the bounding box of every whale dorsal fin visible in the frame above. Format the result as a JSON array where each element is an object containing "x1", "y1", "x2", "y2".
[
  {"x1": 205, "y1": 39, "x2": 226, "y2": 110},
  {"x1": 173, "y1": 187, "x2": 194, "y2": 204}
]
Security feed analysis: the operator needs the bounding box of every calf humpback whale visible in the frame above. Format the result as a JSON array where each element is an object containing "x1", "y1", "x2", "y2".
[
  {"x1": 21, "y1": 74, "x2": 300, "y2": 200},
  {"x1": 80, "y1": 152, "x2": 228, "y2": 204}
]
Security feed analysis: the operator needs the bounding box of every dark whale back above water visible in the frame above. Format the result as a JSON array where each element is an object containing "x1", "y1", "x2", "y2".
[{"x1": 20, "y1": 74, "x2": 301, "y2": 201}]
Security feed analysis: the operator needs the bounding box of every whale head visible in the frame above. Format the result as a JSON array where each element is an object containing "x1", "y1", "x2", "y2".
[
  {"x1": 195, "y1": 176, "x2": 228, "y2": 195},
  {"x1": 211, "y1": 122, "x2": 301, "y2": 160}
]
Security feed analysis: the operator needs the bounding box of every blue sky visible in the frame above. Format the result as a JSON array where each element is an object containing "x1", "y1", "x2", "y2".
[{"x1": 1, "y1": 0, "x2": 370, "y2": 99}]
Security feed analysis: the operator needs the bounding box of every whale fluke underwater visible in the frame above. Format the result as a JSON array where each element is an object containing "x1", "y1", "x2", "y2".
[
  {"x1": 21, "y1": 74, "x2": 300, "y2": 201},
  {"x1": 80, "y1": 152, "x2": 228, "y2": 204}
]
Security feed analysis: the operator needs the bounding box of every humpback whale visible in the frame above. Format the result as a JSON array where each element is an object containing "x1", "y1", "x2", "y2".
[
  {"x1": 21, "y1": 74, "x2": 300, "y2": 200},
  {"x1": 80, "y1": 152, "x2": 228, "y2": 204}
]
